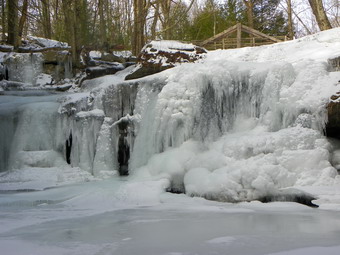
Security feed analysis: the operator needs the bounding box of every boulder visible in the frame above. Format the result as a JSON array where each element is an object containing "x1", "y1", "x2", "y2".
[
  {"x1": 125, "y1": 40, "x2": 207, "y2": 80},
  {"x1": 85, "y1": 50, "x2": 134, "y2": 65},
  {"x1": 101, "y1": 53, "x2": 125, "y2": 63},
  {"x1": 3, "y1": 53, "x2": 43, "y2": 84},
  {"x1": 42, "y1": 49, "x2": 70, "y2": 65},
  {"x1": 40, "y1": 50, "x2": 72, "y2": 81},
  {"x1": 328, "y1": 56, "x2": 340, "y2": 71},
  {"x1": 326, "y1": 92, "x2": 340, "y2": 139},
  {"x1": 85, "y1": 63, "x2": 125, "y2": 80}
]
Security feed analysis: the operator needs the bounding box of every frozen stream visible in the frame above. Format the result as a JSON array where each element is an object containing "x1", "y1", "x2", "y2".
[
  {"x1": 1, "y1": 29, "x2": 340, "y2": 254},
  {"x1": 1, "y1": 179, "x2": 340, "y2": 255}
]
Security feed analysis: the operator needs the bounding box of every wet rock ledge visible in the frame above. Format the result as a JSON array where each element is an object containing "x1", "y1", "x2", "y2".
[{"x1": 327, "y1": 92, "x2": 340, "y2": 139}]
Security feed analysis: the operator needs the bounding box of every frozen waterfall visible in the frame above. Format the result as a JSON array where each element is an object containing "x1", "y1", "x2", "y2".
[
  {"x1": 0, "y1": 58, "x2": 338, "y2": 202},
  {"x1": 1, "y1": 28, "x2": 340, "y2": 205}
]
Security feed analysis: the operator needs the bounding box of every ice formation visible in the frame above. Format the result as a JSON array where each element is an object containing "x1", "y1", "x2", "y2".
[{"x1": 1, "y1": 28, "x2": 340, "y2": 206}]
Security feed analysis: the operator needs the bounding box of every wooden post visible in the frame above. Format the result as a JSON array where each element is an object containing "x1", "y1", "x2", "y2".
[
  {"x1": 222, "y1": 38, "x2": 225, "y2": 49},
  {"x1": 236, "y1": 23, "x2": 242, "y2": 48},
  {"x1": 252, "y1": 37, "x2": 255, "y2": 46}
]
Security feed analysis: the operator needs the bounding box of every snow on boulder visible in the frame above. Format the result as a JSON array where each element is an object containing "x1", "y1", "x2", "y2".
[
  {"x1": 125, "y1": 40, "x2": 207, "y2": 80},
  {"x1": 25, "y1": 35, "x2": 69, "y2": 49}
]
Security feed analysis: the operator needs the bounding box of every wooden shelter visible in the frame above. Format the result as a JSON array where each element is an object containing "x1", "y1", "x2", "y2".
[{"x1": 199, "y1": 23, "x2": 289, "y2": 50}]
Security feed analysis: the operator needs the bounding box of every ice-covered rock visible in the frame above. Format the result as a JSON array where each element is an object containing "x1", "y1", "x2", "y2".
[
  {"x1": 85, "y1": 64, "x2": 124, "y2": 80},
  {"x1": 328, "y1": 56, "x2": 340, "y2": 71},
  {"x1": 25, "y1": 35, "x2": 69, "y2": 49},
  {"x1": 125, "y1": 40, "x2": 207, "y2": 80},
  {"x1": 3, "y1": 53, "x2": 43, "y2": 85}
]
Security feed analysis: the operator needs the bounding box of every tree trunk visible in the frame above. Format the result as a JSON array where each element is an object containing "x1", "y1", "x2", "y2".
[
  {"x1": 62, "y1": 0, "x2": 78, "y2": 67},
  {"x1": 308, "y1": 0, "x2": 332, "y2": 30},
  {"x1": 243, "y1": 0, "x2": 254, "y2": 28},
  {"x1": 98, "y1": 0, "x2": 107, "y2": 49},
  {"x1": 18, "y1": 0, "x2": 28, "y2": 39},
  {"x1": 7, "y1": 0, "x2": 18, "y2": 48},
  {"x1": 151, "y1": 1, "x2": 160, "y2": 40},
  {"x1": 125, "y1": 0, "x2": 133, "y2": 47},
  {"x1": 1, "y1": 0, "x2": 6, "y2": 41},
  {"x1": 42, "y1": 0, "x2": 52, "y2": 38},
  {"x1": 160, "y1": 0, "x2": 172, "y2": 39},
  {"x1": 286, "y1": 0, "x2": 294, "y2": 39},
  {"x1": 132, "y1": 0, "x2": 146, "y2": 56},
  {"x1": 78, "y1": 0, "x2": 89, "y2": 48}
]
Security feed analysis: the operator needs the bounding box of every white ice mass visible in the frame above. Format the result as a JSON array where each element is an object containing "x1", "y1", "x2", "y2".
[{"x1": 1, "y1": 28, "x2": 340, "y2": 255}]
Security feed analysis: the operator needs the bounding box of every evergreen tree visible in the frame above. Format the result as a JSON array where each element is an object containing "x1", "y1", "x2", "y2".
[
  {"x1": 188, "y1": 0, "x2": 226, "y2": 40},
  {"x1": 253, "y1": 0, "x2": 288, "y2": 35}
]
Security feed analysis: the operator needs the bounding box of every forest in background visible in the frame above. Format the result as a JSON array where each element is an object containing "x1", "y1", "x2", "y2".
[{"x1": 1, "y1": 0, "x2": 339, "y2": 58}]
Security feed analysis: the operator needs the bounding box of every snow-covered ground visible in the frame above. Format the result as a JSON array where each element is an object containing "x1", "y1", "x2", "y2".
[{"x1": 1, "y1": 28, "x2": 340, "y2": 254}]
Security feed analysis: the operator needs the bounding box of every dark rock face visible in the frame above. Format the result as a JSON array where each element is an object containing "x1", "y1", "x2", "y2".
[
  {"x1": 187, "y1": 189, "x2": 319, "y2": 207},
  {"x1": 326, "y1": 92, "x2": 340, "y2": 139},
  {"x1": 65, "y1": 133, "x2": 72, "y2": 164},
  {"x1": 328, "y1": 56, "x2": 340, "y2": 71},
  {"x1": 117, "y1": 120, "x2": 130, "y2": 176},
  {"x1": 125, "y1": 40, "x2": 207, "y2": 80},
  {"x1": 258, "y1": 190, "x2": 319, "y2": 208},
  {"x1": 42, "y1": 50, "x2": 72, "y2": 81},
  {"x1": 85, "y1": 64, "x2": 125, "y2": 80}
]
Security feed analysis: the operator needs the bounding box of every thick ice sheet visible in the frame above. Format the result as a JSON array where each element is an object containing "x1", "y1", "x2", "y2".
[{"x1": 1, "y1": 179, "x2": 340, "y2": 255}]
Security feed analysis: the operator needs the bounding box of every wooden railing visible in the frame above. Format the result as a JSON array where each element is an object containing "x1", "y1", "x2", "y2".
[
  {"x1": 186, "y1": 23, "x2": 291, "y2": 50},
  {"x1": 197, "y1": 35, "x2": 289, "y2": 50}
]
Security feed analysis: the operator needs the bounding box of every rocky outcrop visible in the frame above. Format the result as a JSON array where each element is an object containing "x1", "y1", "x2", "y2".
[
  {"x1": 85, "y1": 63, "x2": 125, "y2": 80},
  {"x1": 82, "y1": 50, "x2": 135, "y2": 66},
  {"x1": 1, "y1": 35, "x2": 72, "y2": 85},
  {"x1": 326, "y1": 92, "x2": 340, "y2": 139},
  {"x1": 41, "y1": 49, "x2": 72, "y2": 81},
  {"x1": 328, "y1": 56, "x2": 340, "y2": 71},
  {"x1": 125, "y1": 40, "x2": 207, "y2": 80},
  {"x1": 78, "y1": 50, "x2": 134, "y2": 82}
]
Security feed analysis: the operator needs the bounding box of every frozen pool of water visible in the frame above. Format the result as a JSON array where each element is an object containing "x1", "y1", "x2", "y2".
[{"x1": 1, "y1": 179, "x2": 340, "y2": 255}]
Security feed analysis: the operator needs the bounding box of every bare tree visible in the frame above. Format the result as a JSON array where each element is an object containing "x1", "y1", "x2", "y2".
[
  {"x1": 160, "y1": 0, "x2": 171, "y2": 39},
  {"x1": 132, "y1": 0, "x2": 150, "y2": 55},
  {"x1": 308, "y1": 0, "x2": 332, "y2": 30},
  {"x1": 98, "y1": 0, "x2": 107, "y2": 48},
  {"x1": 1, "y1": 0, "x2": 6, "y2": 41},
  {"x1": 18, "y1": 0, "x2": 29, "y2": 40},
  {"x1": 286, "y1": 0, "x2": 294, "y2": 38},
  {"x1": 243, "y1": 0, "x2": 255, "y2": 28},
  {"x1": 324, "y1": 0, "x2": 340, "y2": 27},
  {"x1": 7, "y1": 0, "x2": 19, "y2": 47},
  {"x1": 150, "y1": 0, "x2": 160, "y2": 39},
  {"x1": 154, "y1": 0, "x2": 195, "y2": 40},
  {"x1": 42, "y1": 0, "x2": 52, "y2": 38}
]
